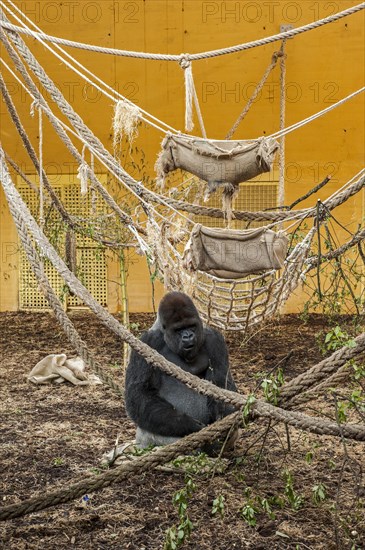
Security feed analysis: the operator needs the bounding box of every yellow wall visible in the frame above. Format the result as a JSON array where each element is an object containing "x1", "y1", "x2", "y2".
[{"x1": 0, "y1": 1, "x2": 364, "y2": 313}]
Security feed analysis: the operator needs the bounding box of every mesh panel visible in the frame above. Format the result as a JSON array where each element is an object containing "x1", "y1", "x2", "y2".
[
  {"x1": 67, "y1": 248, "x2": 107, "y2": 307},
  {"x1": 195, "y1": 181, "x2": 278, "y2": 229},
  {"x1": 18, "y1": 177, "x2": 108, "y2": 310}
]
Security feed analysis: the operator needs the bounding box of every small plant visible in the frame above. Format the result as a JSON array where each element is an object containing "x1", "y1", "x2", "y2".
[
  {"x1": 283, "y1": 470, "x2": 303, "y2": 511},
  {"x1": 350, "y1": 389, "x2": 365, "y2": 412},
  {"x1": 352, "y1": 361, "x2": 365, "y2": 383},
  {"x1": 240, "y1": 503, "x2": 257, "y2": 527},
  {"x1": 52, "y1": 457, "x2": 64, "y2": 467},
  {"x1": 305, "y1": 442, "x2": 320, "y2": 465},
  {"x1": 259, "y1": 497, "x2": 275, "y2": 519},
  {"x1": 336, "y1": 400, "x2": 349, "y2": 423},
  {"x1": 171, "y1": 452, "x2": 218, "y2": 475},
  {"x1": 212, "y1": 495, "x2": 225, "y2": 518},
  {"x1": 305, "y1": 450, "x2": 314, "y2": 464},
  {"x1": 320, "y1": 326, "x2": 356, "y2": 354},
  {"x1": 261, "y1": 368, "x2": 284, "y2": 405},
  {"x1": 164, "y1": 476, "x2": 196, "y2": 550},
  {"x1": 132, "y1": 444, "x2": 155, "y2": 456},
  {"x1": 267, "y1": 495, "x2": 285, "y2": 509},
  {"x1": 242, "y1": 394, "x2": 256, "y2": 426},
  {"x1": 312, "y1": 483, "x2": 326, "y2": 505}
]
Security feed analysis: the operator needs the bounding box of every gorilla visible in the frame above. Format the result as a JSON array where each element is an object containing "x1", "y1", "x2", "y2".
[{"x1": 125, "y1": 291, "x2": 237, "y2": 449}]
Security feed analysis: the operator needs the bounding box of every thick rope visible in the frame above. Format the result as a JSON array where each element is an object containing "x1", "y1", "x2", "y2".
[
  {"x1": 286, "y1": 365, "x2": 352, "y2": 408},
  {"x1": 142, "y1": 173, "x2": 365, "y2": 222},
  {"x1": 279, "y1": 332, "x2": 365, "y2": 403},
  {"x1": 0, "y1": 2, "x2": 363, "y2": 60},
  {"x1": 4, "y1": 151, "x2": 39, "y2": 194},
  {"x1": 305, "y1": 228, "x2": 365, "y2": 268}
]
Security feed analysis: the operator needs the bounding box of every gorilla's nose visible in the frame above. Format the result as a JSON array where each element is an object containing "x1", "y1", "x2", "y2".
[{"x1": 182, "y1": 332, "x2": 195, "y2": 348}]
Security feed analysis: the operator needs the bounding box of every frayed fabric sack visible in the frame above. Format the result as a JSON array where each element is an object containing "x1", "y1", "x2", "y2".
[
  {"x1": 27, "y1": 354, "x2": 102, "y2": 386},
  {"x1": 183, "y1": 224, "x2": 289, "y2": 279},
  {"x1": 156, "y1": 133, "x2": 279, "y2": 188}
]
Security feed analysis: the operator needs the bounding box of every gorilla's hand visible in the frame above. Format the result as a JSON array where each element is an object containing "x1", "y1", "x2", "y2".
[{"x1": 180, "y1": 414, "x2": 206, "y2": 433}]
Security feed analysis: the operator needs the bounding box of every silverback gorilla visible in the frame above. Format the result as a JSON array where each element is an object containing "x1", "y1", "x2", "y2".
[{"x1": 125, "y1": 291, "x2": 237, "y2": 449}]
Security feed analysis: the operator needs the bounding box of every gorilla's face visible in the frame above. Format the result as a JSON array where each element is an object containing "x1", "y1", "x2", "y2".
[
  {"x1": 158, "y1": 292, "x2": 204, "y2": 361},
  {"x1": 165, "y1": 321, "x2": 202, "y2": 361}
]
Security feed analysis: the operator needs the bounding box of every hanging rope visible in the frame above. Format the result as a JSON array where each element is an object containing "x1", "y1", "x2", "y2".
[
  {"x1": 278, "y1": 40, "x2": 286, "y2": 207},
  {"x1": 225, "y1": 49, "x2": 284, "y2": 140},
  {"x1": 77, "y1": 144, "x2": 88, "y2": 195},
  {"x1": 30, "y1": 101, "x2": 44, "y2": 227},
  {"x1": 179, "y1": 55, "x2": 194, "y2": 132}
]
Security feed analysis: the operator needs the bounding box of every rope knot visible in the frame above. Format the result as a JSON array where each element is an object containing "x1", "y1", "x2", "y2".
[
  {"x1": 179, "y1": 54, "x2": 191, "y2": 70},
  {"x1": 271, "y1": 50, "x2": 284, "y2": 63},
  {"x1": 30, "y1": 99, "x2": 41, "y2": 117}
]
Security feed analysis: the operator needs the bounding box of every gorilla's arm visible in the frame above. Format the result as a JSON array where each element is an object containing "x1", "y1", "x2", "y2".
[
  {"x1": 125, "y1": 330, "x2": 205, "y2": 437},
  {"x1": 203, "y1": 328, "x2": 238, "y2": 419}
]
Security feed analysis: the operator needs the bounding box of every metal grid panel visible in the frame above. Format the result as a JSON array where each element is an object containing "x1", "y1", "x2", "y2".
[
  {"x1": 19, "y1": 249, "x2": 65, "y2": 309},
  {"x1": 18, "y1": 178, "x2": 108, "y2": 310},
  {"x1": 67, "y1": 248, "x2": 107, "y2": 307},
  {"x1": 19, "y1": 184, "x2": 65, "y2": 310},
  {"x1": 196, "y1": 181, "x2": 278, "y2": 229}
]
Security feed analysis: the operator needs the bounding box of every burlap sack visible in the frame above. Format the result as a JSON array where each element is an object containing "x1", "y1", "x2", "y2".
[
  {"x1": 183, "y1": 224, "x2": 288, "y2": 279},
  {"x1": 27, "y1": 354, "x2": 102, "y2": 385},
  {"x1": 156, "y1": 133, "x2": 279, "y2": 186}
]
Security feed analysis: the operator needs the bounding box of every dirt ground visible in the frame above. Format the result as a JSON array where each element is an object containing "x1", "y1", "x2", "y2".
[{"x1": 0, "y1": 311, "x2": 364, "y2": 550}]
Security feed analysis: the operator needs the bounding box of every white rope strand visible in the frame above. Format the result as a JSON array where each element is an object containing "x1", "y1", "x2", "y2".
[
  {"x1": 31, "y1": 104, "x2": 45, "y2": 228},
  {"x1": 278, "y1": 40, "x2": 286, "y2": 208},
  {"x1": 269, "y1": 87, "x2": 365, "y2": 139}
]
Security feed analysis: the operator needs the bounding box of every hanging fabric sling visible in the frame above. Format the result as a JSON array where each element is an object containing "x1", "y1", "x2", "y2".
[
  {"x1": 156, "y1": 133, "x2": 279, "y2": 191},
  {"x1": 183, "y1": 223, "x2": 289, "y2": 279}
]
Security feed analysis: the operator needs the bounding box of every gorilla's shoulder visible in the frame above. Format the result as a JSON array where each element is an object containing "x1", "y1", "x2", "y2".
[
  {"x1": 203, "y1": 326, "x2": 226, "y2": 348},
  {"x1": 140, "y1": 328, "x2": 165, "y2": 351}
]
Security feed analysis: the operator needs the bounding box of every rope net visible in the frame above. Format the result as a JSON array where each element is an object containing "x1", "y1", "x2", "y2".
[{"x1": 147, "y1": 217, "x2": 316, "y2": 331}]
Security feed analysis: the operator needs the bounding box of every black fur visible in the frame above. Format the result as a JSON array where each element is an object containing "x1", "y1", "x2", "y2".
[{"x1": 125, "y1": 292, "x2": 237, "y2": 443}]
